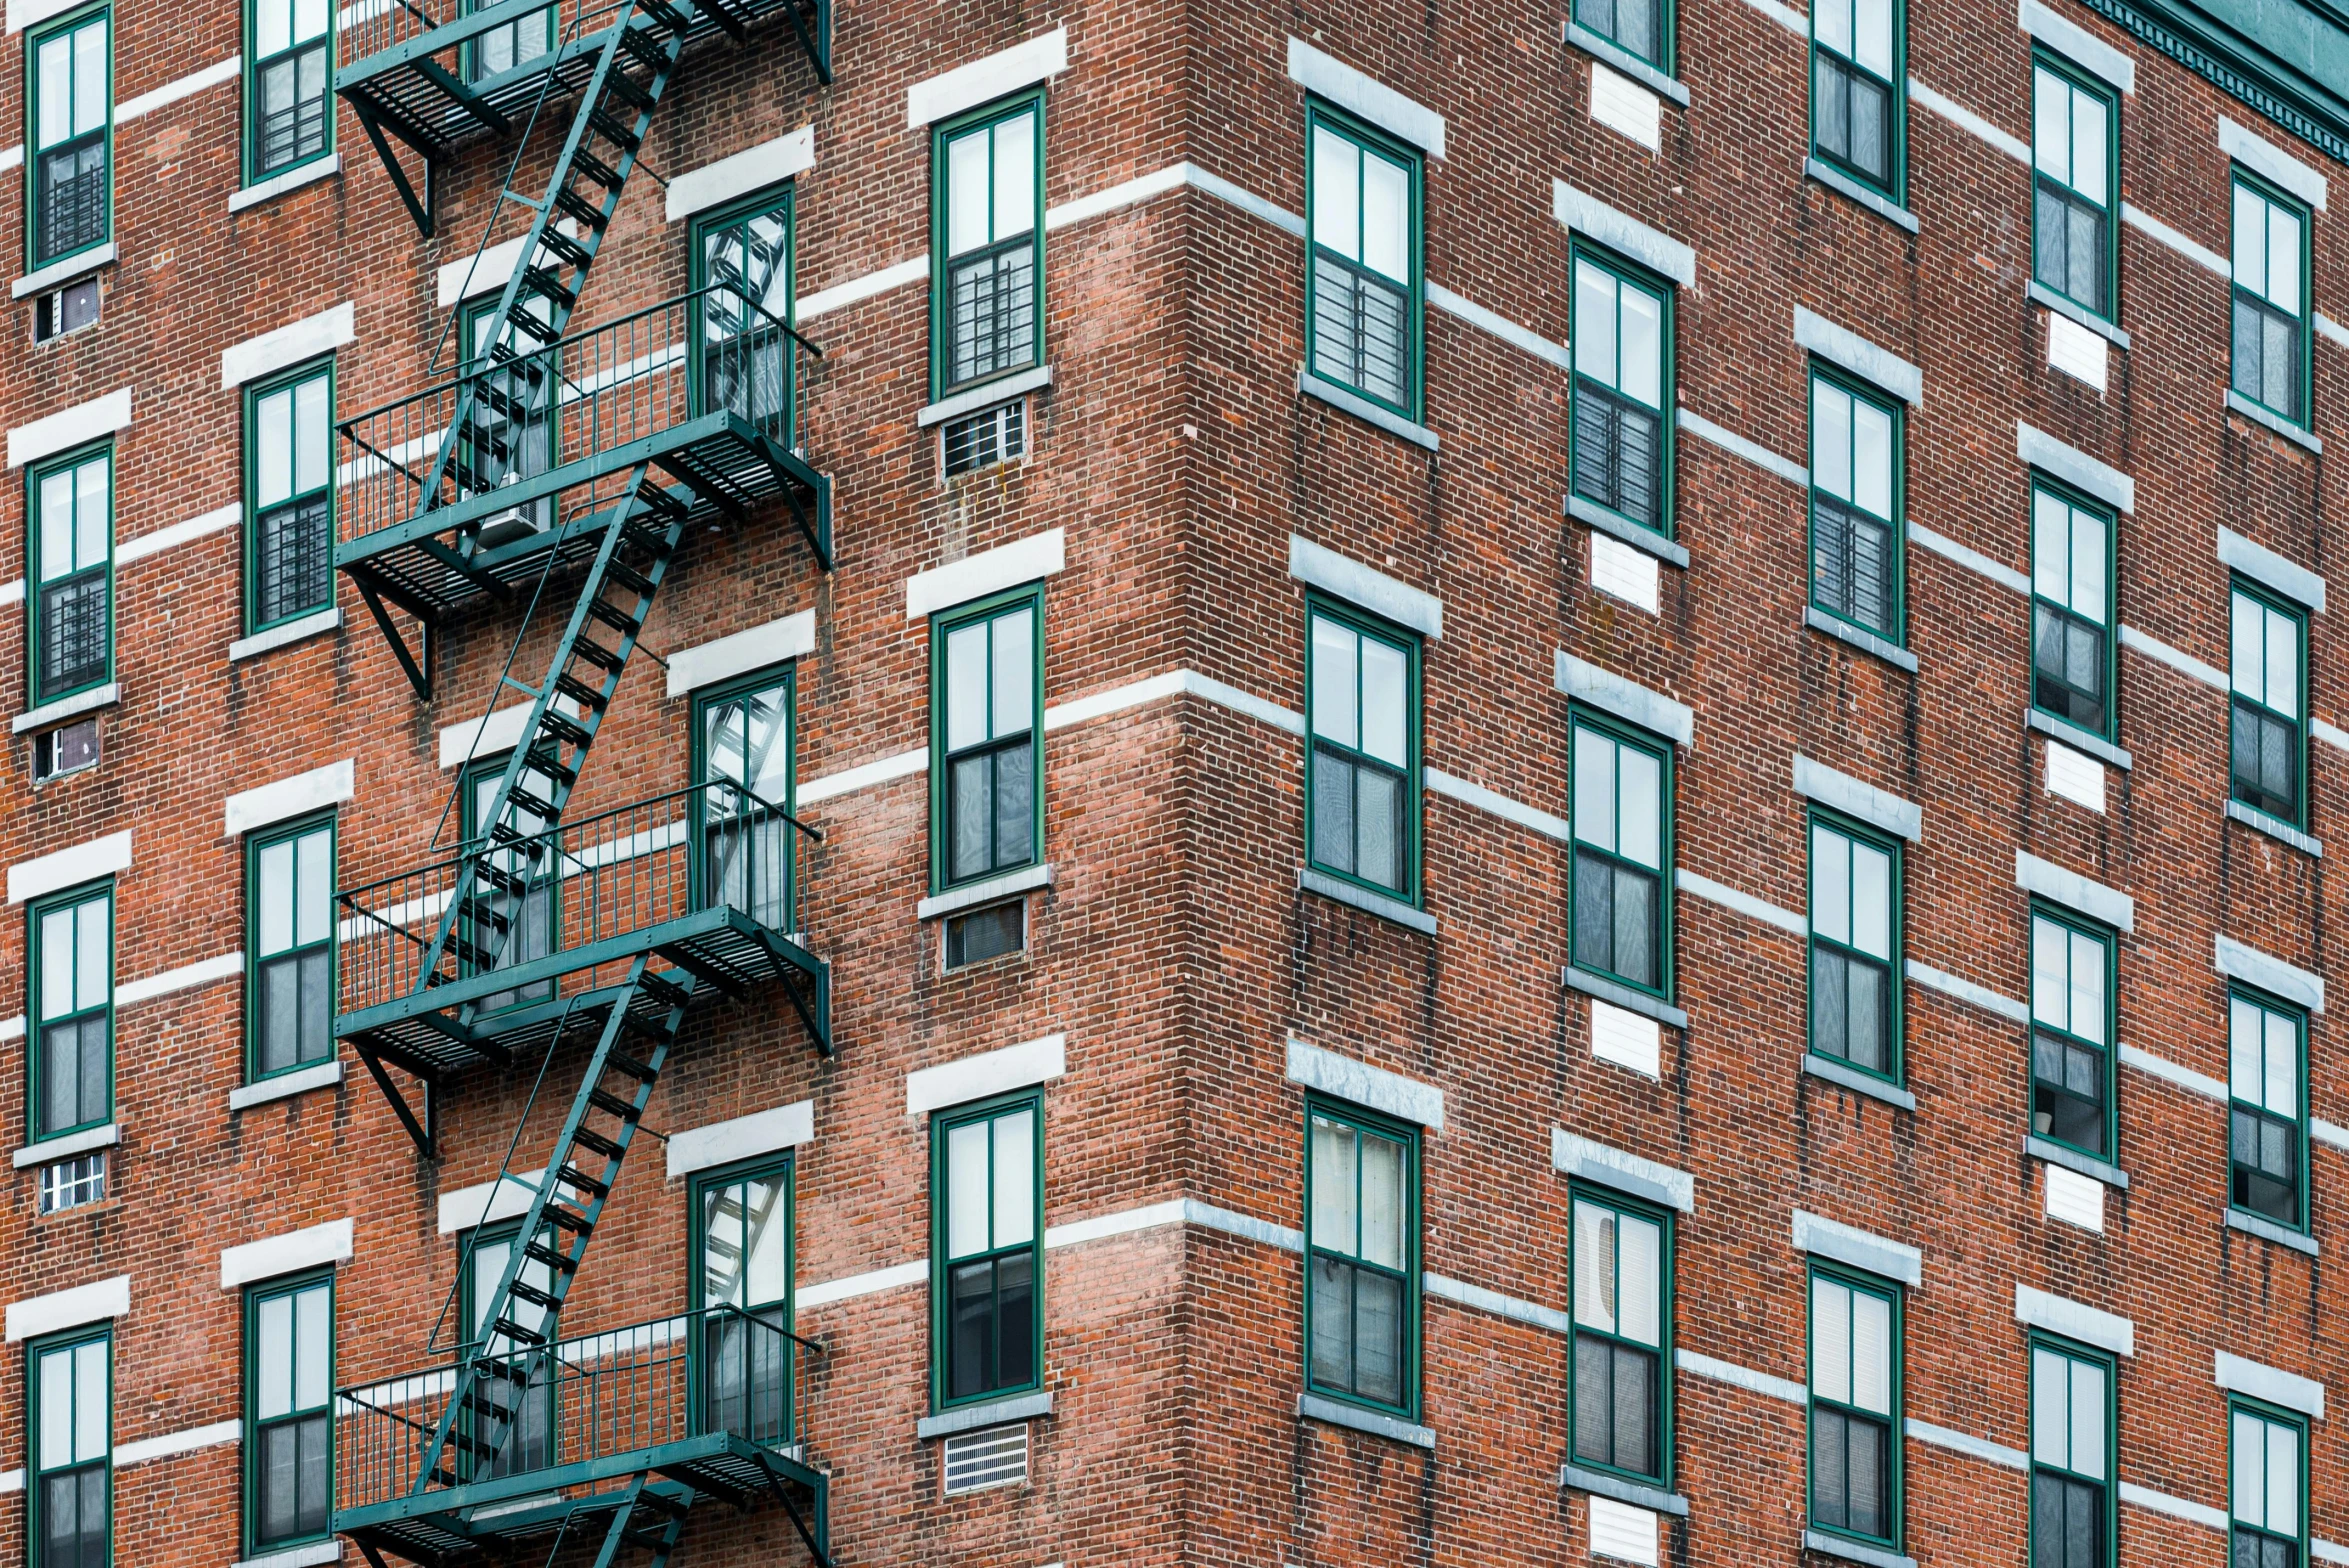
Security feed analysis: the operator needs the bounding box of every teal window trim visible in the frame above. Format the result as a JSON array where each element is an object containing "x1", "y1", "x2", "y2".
[
  {"x1": 2228, "y1": 577, "x2": 2308, "y2": 828},
  {"x1": 27, "y1": 880, "x2": 113, "y2": 1142},
  {"x1": 687, "y1": 181, "x2": 798, "y2": 441},
  {"x1": 459, "y1": 752, "x2": 558, "y2": 1012},
  {"x1": 2029, "y1": 476, "x2": 2118, "y2": 742},
  {"x1": 458, "y1": 0, "x2": 554, "y2": 84},
  {"x1": 926, "y1": 583, "x2": 1045, "y2": 895},
  {"x1": 1806, "y1": 363, "x2": 1905, "y2": 646},
  {"x1": 27, "y1": 1323, "x2": 111, "y2": 1568},
  {"x1": 1568, "y1": 239, "x2": 1676, "y2": 541},
  {"x1": 2229, "y1": 1396, "x2": 2309, "y2": 1564},
  {"x1": 1302, "y1": 1095, "x2": 1422, "y2": 1422},
  {"x1": 1805, "y1": 1259, "x2": 1904, "y2": 1550},
  {"x1": 2229, "y1": 168, "x2": 2313, "y2": 429},
  {"x1": 2027, "y1": 1332, "x2": 2117, "y2": 1568},
  {"x1": 928, "y1": 1088, "x2": 1045, "y2": 1412},
  {"x1": 928, "y1": 89, "x2": 1045, "y2": 402},
  {"x1": 1808, "y1": 0, "x2": 1905, "y2": 199},
  {"x1": 1303, "y1": 593, "x2": 1424, "y2": 907},
  {"x1": 1806, "y1": 808, "x2": 1905, "y2": 1086},
  {"x1": 24, "y1": 4, "x2": 112, "y2": 272},
  {"x1": 241, "y1": 1269, "x2": 335, "y2": 1555},
  {"x1": 1568, "y1": 705, "x2": 1675, "y2": 1001},
  {"x1": 690, "y1": 662, "x2": 799, "y2": 928},
  {"x1": 1303, "y1": 101, "x2": 1425, "y2": 422},
  {"x1": 457, "y1": 292, "x2": 560, "y2": 530},
  {"x1": 241, "y1": 0, "x2": 332, "y2": 186},
  {"x1": 26, "y1": 440, "x2": 116, "y2": 709},
  {"x1": 2027, "y1": 901, "x2": 2117, "y2": 1164},
  {"x1": 243, "y1": 810, "x2": 338, "y2": 1083},
  {"x1": 242, "y1": 356, "x2": 337, "y2": 635},
  {"x1": 2030, "y1": 52, "x2": 2120, "y2": 323},
  {"x1": 1573, "y1": 0, "x2": 1672, "y2": 72},
  {"x1": 2227, "y1": 984, "x2": 2309, "y2": 1234},
  {"x1": 1567, "y1": 1183, "x2": 1675, "y2": 1488},
  {"x1": 687, "y1": 1153, "x2": 796, "y2": 1441}
]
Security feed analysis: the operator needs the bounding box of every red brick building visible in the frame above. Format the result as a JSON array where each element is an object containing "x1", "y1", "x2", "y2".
[{"x1": 0, "y1": 0, "x2": 2345, "y2": 1558}]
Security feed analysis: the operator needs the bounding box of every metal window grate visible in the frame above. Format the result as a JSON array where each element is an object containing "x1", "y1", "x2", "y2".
[
  {"x1": 38, "y1": 1152, "x2": 106, "y2": 1215},
  {"x1": 948, "y1": 243, "x2": 1036, "y2": 386},
  {"x1": 942, "y1": 398, "x2": 1026, "y2": 477},
  {"x1": 256, "y1": 42, "x2": 330, "y2": 177},
  {"x1": 941, "y1": 1422, "x2": 1029, "y2": 1495},
  {"x1": 258, "y1": 496, "x2": 333, "y2": 626},
  {"x1": 36, "y1": 141, "x2": 106, "y2": 265},
  {"x1": 39, "y1": 572, "x2": 109, "y2": 699},
  {"x1": 1312, "y1": 253, "x2": 1409, "y2": 407}
]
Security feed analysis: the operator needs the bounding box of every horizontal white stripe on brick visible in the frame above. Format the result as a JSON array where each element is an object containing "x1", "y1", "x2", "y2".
[
  {"x1": 224, "y1": 759, "x2": 354, "y2": 838},
  {"x1": 665, "y1": 611, "x2": 815, "y2": 696},
  {"x1": 9, "y1": 388, "x2": 131, "y2": 469},
  {"x1": 116, "y1": 951, "x2": 242, "y2": 1008},
  {"x1": 118, "y1": 503, "x2": 240, "y2": 566},
  {"x1": 665, "y1": 126, "x2": 815, "y2": 223},
  {"x1": 118, "y1": 53, "x2": 239, "y2": 122},
  {"x1": 665, "y1": 1101, "x2": 814, "y2": 1180},
  {"x1": 116, "y1": 1420, "x2": 240, "y2": 1467},
  {"x1": 219, "y1": 1218, "x2": 353, "y2": 1288},
  {"x1": 905, "y1": 1033, "x2": 1066, "y2": 1116},
  {"x1": 1286, "y1": 1037, "x2": 1445, "y2": 1131},
  {"x1": 1286, "y1": 36, "x2": 1446, "y2": 157},
  {"x1": 8, "y1": 830, "x2": 132, "y2": 905},
  {"x1": 220, "y1": 302, "x2": 354, "y2": 389},
  {"x1": 904, "y1": 529, "x2": 1065, "y2": 620},
  {"x1": 6, "y1": 1275, "x2": 129, "y2": 1342},
  {"x1": 1289, "y1": 535, "x2": 1443, "y2": 639},
  {"x1": 906, "y1": 27, "x2": 1067, "y2": 127}
]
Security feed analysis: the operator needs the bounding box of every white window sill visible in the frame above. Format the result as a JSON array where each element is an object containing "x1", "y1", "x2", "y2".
[
  {"x1": 228, "y1": 154, "x2": 341, "y2": 214},
  {"x1": 1560, "y1": 1463, "x2": 1689, "y2": 1516},
  {"x1": 1297, "y1": 1392, "x2": 1435, "y2": 1450},
  {"x1": 11, "y1": 243, "x2": 116, "y2": 301},
  {"x1": 917, "y1": 862, "x2": 1054, "y2": 920},
  {"x1": 2024, "y1": 1135, "x2": 2128, "y2": 1189},
  {"x1": 1563, "y1": 966, "x2": 1688, "y2": 1029},
  {"x1": 918, "y1": 364, "x2": 1053, "y2": 428},
  {"x1": 13, "y1": 1123, "x2": 118, "y2": 1169},
  {"x1": 230, "y1": 606, "x2": 342, "y2": 662},
  {"x1": 1567, "y1": 494, "x2": 1689, "y2": 567},
  {"x1": 13, "y1": 682, "x2": 120, "y2": 735},
  {"x1": 2227, "y1": 798, "x2": 2322, "y2": 857},
  {"x1": 2226, "y1": 389, "x2": 2322, "y2": 455},
  {"x1": 1562, "y1": 25, "x2": 1689, "y2": 105},
  {"x1": 1803, "y1": 1052, "x2": 1917, "y2": 1112},
  {"x1": 1297, "y1": 371, "x2": 1439, "y2": 452},
  {"x1": 2227, "y1": 1206, "x2": 2318, "y2": 1256},
  {"x1": 1803, "y1": 1530, "x2": 1915, "y2": 1568},
  {"x1": 2026, "y1": 709, "x2": 2132, "y2": 770},
  {"x1": 230, "y1": 1539, "x2": 342, "y2": 1568},
  {"x1": 1804, "y1": 606, "x2": 1918, "y2": 673},
  {"x1": 1299, "y1": 867, "x2": 1437, "y2": 934},
  {"x1": 2027, "y1": 282, "x2": 2130, "y2": 350},
  {"x1": 229, "y1": 1059, "x2": 344, "y2": 1111},
  {"x1": 916, "y1": 1390, "x2": 1051, "y2": 1439},
  {"x1": 1803, "y1": 159, "x2": 1919, "y2": 234}
]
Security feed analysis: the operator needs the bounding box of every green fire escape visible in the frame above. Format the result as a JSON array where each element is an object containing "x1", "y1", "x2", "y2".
[{"x1": 323, "y1": 0, "x2": 834, "y2": 1561}]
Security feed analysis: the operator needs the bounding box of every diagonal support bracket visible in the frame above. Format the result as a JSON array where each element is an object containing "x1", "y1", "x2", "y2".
[
  {"x1": 352, "y1": 101, "x2": 438, "y2": 238},
  {"x1": 354, "y1": 574, "x2": 435, "y2": 699},
  {"x1": 750, "y1": 1453, "x2": 830, "y2": 1568},
  {"x1": 354, "y1": 1043, "x2": 438, "y2": 1157}
]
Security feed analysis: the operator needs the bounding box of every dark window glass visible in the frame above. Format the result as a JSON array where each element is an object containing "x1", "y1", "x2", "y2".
[
  {"x1": 2229, "y1": 993, "x2": 2303, "y2": 1228},
  {"x1": 940, "y1": 104, "x2": 1039, "y2": 389},
  {"x1": 1809, "y1": 820, "x2": 1896, "y2": 1077},
  {"x1": 30, "y1": 16, "x2": 108, "y2": 266},
  {"x1": 938, "y1": 1100, "x2": 1039, "y2": 1402},
  {"x1": 1307, "y1": 609, "x2": 1415, "y2": 897},
  {"x1": 1571, "y1": 1195, "x2": 1666, "y2": 1481},
  {"x1": 1307, "y1": 1110, "x2": 1415, "y2": 1412},
  {"x1": 938, "y1": 598, "x2": 1039, "y2": 887},
  {"x1": 1309, "y1": 120, "x2": 1417, "y2": 411},
  {"x1": 1811, "y1": 1271, "x2": 1898, "y2": 1544}
]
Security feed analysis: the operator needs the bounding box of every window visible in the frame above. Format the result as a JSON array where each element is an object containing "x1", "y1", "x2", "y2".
[
  {"x1": 1571, "y1": 249, "x2": 1672, "y2": 537},
  {"x1": 2232, "y1": 176, "x2": 2308, "y2": 425},
  {"x1": 1307, "y1": 109, "x2": 1422, "y2": 418},
  {"x1": 2030, "y1": 908, "x2": 2113, "y2": 1159},
  {"x1": 1306, "y1": 1102, "x2": 1418, "y2": 1416},
  {"x1": 933, "y1": 94, "x2": 1041, "y2": 396},
  {"x1": 943, "y1": 401, "x2": 1026, "y2": 476},
  {"x1": 2031, "y1": 484, "x2": 2114, "y2": 739},
  {"x1": 458, "y1": 1221, "x2": 553, "y2": 1476},
  {"x1": 246, "y1": 1274, "x2": 332, "y2": 1551},
  {"x1": 1808, "y1": 816, "x2": 1899, "y2": 1081},
  {"x1": 2232, "y1": 1403, "x2": 2305, "y2": 1568},
  {"x1": 695, "y1": 1159, "x2": 793, "y2": 1442},
  {"x1": 931, "y1": 1094, "x2": 1041, "y2": 1407},
  {"x1": 36, "y1": 1152, "x2": 105, "y2": 1214},
  {"x1": 2230, "y1": 584, "x2": 2305, "y2": 826},
  {"x1": 1809, "y1": 372, "x2": 1901, "y2": 641},
  {"x1": 694, "y1": 668, "x2": 795, "y2": 931},
  {"x1": 1808, "y1": 1267, "x2": 1900, "y2": 1548},
  {"x1": 2032, "y1": 60, "x2": 2115, "y2": 319},
  {"x1": 2229, "y1": 990, "x2": 2305, "y2": 1231},
  {"x1": 1571, "y1": 715, "x2": 1671, "y2": 995},
  {"x1": 930, "y1": 588, "x2": 1041, "y2": 891},
  {"x1": 461, "y1": 756, "x2": 555, "y2": 1009},
  {"x1": 27, "y1": 9, "x2": 108, "y2": 269},
  {"x1": 32, "y1": 718, "x2": 99, "y2": 781},
  {"x1": 457, "y1": 294, "x2": 556, "y2": 538},
  {"x1": 29, "y1": 884, "x2": 110, "y2": 1142},
  {"x1": 1574, "y1": 0, "x2": 1666, "y2": 69},
  {"x1": 29, "y1": 446, "x2": 112, "y2": 707},
  {"x1": 29, "y1": 1329, "x2": 108, "y2": 1568},
  {"x1": 247, "y1": 0, "x2": 328, "y2": 181},
  {"x1": 2029, "y1": 1339, "x2": 2112, "y2": 1568},
  {"x1": 1811, "y1": 0, "x2": 1900, "y2": 195},
  {"x1": 693, "y1": 187, "x2": 794, "y2": 439},
  {"x1": 463, "y1": 0, "x2": 551, "y2": 79},
  {"x1": 34, "y1": 275, "x2": 99, "y2": 342},
  {"x1": 247, "y1": 362, "x2": 334, "y2": 631},
  {"x1": 248, "y1": 816, "x2": 334, "y2": 1081},
  {"x1": 1306, "y1": 601, "x2": 1420, "y2": 903},
  {"x1": 1570, "y1": 1191, "x2": 1670, "y2": 1483}
]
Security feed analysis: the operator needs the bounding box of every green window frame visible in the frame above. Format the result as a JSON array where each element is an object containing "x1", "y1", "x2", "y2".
[
  {"x1": 2228, "y1": 987, "x2": 2307, "y2": 1233},
  {"x1": 930, "y1": 91, "x2": 1043, "y2": 399},
  {"x1": 2232, "y1": 172, "x2": 2311, "y2": 427},
  {"x1": 26, "y1": 6, "x2": 110, "y2": 271},
  {"x1": 1570, "y1": 710, "x2": 1673, "y2": 998},
  {"x1": 689, "y1": 183, "x2": 797, "y2": 442},
  {"x1": 2028, "y1": 1335, "x2": 2115, "y2": 1568},
  {"x1": 2030, "y1": 480, "x2": 2116, "y2": 741},
  {"x1": 1305, "y1": 596, "x2": 1422, "y2": 905},
  {"x1": 1810, "y1": 0, "x2": 1903, "y2": 198},
  {"x1": 928, "y1": 585, "x2": 1043, "y2": 894},
  {"x1": 1305, "y1": 104, "x2": 1424, "y2": 421},
  {"x1": 1573, "y1": 0, "x2": 1670, "y2": 71},
  {"x1": 243, "y1": 0, "x2": 330, "y2": 184},
  {"x1": 28, "y1": 1325, "x2": 109, "y2": 1568},
  {"x1": 1568, "y1": 1186, "x2": 1672, "y2": 1486},
  {"x1": 1808, "y1": 368, "x2": 1903, "y2": 644},
  {"x1": 2031, "y1": 55, "x2": 2117, "y2": 321},
  {"x1": 691, "y1": 1155, "x2": 795, "y2": 1443},
  {"x1": 2230, "y1": 581, "x2": 2306, "y2": 828},
  {"x1": 1569, "y1": 244, "x2": 1674, "y2": 539},
  {"x1": 1808, "y1": 811, "x2": 1901, "y2": 1084},
  {"x1": 246, "y1": 813, "x2": 336, "y2": 1083},
  {"x1": 245, "y1": 359, "x2": 335, "y2": 633},
  {"x1": 244, "y1": 1271, "x2": 333, "y2": 1553},
  {"x1": 460, "y1": 753, "x2": 556, "y2": 1009},
  {"x1": 1304, "y1": 1097, "x2": 1421, "y2": 1420},
  {"x1": 460, "y1": 0, "x2": 553, "y2": 81},
  {"x1": 692, "y1": 664, "x2": 798, "y2": 931},
  {"x1": 29, "y1": 882, "x2": 111, "y2": 1142},
  {"x1": 28, "y1": 443, "x2": 114, "y2": 708},
  {"x1": 456, "y1": 1218, "x2": 556, "y2": 1477},
  {"x1": 2029, "y1": 905, "x2": 2114, "y2": 1161},
  {"x1": 929, "y1": 1091, "x2": 1042, "y2": 1410},
  {"x1": 2231, "y1": 1399, "x2": 2307, "y2": 1567},
  {"x1": 1807, "y1": 1263, "x2": 1902, "y2": 1550}
]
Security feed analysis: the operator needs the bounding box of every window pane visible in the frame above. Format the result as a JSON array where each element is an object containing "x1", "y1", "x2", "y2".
[
  {"x1": 294, "y1": 376, "x2": 330, "y2": 496},
  {"x1": 1850, "y1": 841, "x2": 1891, "y2": 958},
  {"x1": 40, "y1": 908, "x2": 74, "y2": 1022},
  {"x1": 2266, "y1": 608, "x2": 2298, "y2": 718},
  {"x1": 944, "y1": 622, "x2": 989, "y2": 751},
  {"x1": 1618, "y1": 285, "x2": 1661, "y2": 406},
  {"x1": 1310, "y1": 1116, "x2": 1356, "y2": 1253},
  {"x1": 2032, "y1": 1347, "x2": 2067, "y2": 1466},
  {"x1": 1811, "y1": 1276, "x2": 1851, "y2": 1403},
  {"x1": 1575, "y1": 728, "x2": 1617, "y2": 852},
  {"x1": 72, "y1": 1340, "x2": 105, "y2": 1461},
  {"x1": 1618, "y1": 747, "x2": 1661, "y2": 869},
  {"x1": 1573, "y1": 1200, "x2": 1617, "y2": 1334},
  {"x1": 259, "y1": 1293, "x2": 294, "y2": 1418},
  {"x1": 2069, "y1": 929, "x2": 2104, "y2": 1046},
  {"x1": 991, "y1": 112, "x2": 1035, "y2": 240},
  {"x1": 1310, "y1": 617, "x2": 1358, "y2": 748},
  {"x1": 75, "y1": 460, "x2": 108, "y2": 572},
  {"x1": 259, "y1": 839, "x2": 294, "y2": 955},
  {"x1": 2232, "y1": 593, "x2": 2264, "y2": 702},
  {"x1": 296, "y1": 829, "x2": 331, "y2": 947},
  {"x1": 2269, "y1": 205, "x2": 2302, "y2": 314},
  {"x1": 1358, "y1": 1131, "x2": 1405, "y2": 1270},
  {"x1": 38, "y1": 1348, "x2": 72, "y2": 1470},
  {"x1": 946, "y1": 128, "x2": 991, "y2": 255},
  {"x1": 1852, "y1": 0, "x2": 1891, "y2": 75},
  {"x1": 1814, "y1": 0, "x2": 1850, "y2": 59},
  {"x1": 2231, "y1": 997, "x2": 2264, "y2": 1102},
  {"x1": 2233, "y1": 1410, "x2": 2265, "y2": 1524},
  {"x1": 1812, "y1": 381, "x2": 1852, "y2": 502},
  {"x1": 2070, "y1": 509, "x2": 2106, "y2": 623},
  {"x1": 2235, "y1": 186, "x2": 2267, "y2": 291},
  {"x1": 1617, "y1": 1213, "x2": 1661, "y2": 1346},
  {"x1": 37, "y1": 37, "x2": 70, "y2": 147},
  {"x1": 1360, "y1": 151, "x2": 1409, "y2": 283},
  {"x1": 1359, "y1": 637, "x2": 1407, "y2": 766},
  {"x1": 1849, "y1": 1289, "x2": 1891, "y2": 1414},
  {"x1": 991, "y1": 1109, "x2": 1034, "y2": 1248},
  {"x1": 2266, "y1": 1421, "x2": 2299, "y2": 1535},
  {"x1": 2032, "y1": 492, "x2": 2068, "y2": 603},
  {"x1": 1575, "y1": 261, "x2": 1617, "y2": 385},
  {"x1": 990, "y1": 608, "x2": 1033, "y2": 738},
  {"x1": 2068, "y1": 1359, "x2": 2104, "y2": 1481},
  {"x1": 71, "y1": 24, "x2": 104, "y2": 139},
  {"x1": 39, "y1": 471, "x2": 74, "y2": 580},
  {"x1": 945, "y1": 1120, "x2": 990, "y2": 1257},
  {"x1": 2264, "y1": 1012, "x2": 2297, "y2": 1116},
  {"x1": 1311, "y1": 128, "x2": 1360, "y2": 259},
  {"x1": 74, "y1": 900, "x2": 107, "y2": 1012},
  {"x1": 2033, "y1": 70, "x2": 2067, "y2": 184},
  {"x1": 2070, "y1": 88, "x2": 2106, "y2": 205},
  {"x1": 294, "y1": 0, "x2": 329, "y2": 44},
  {"x1": 1851, "y1": 399, "x2": 1892, "y2": 519},
  {"x1": 2032, "y1": 916, "x2": 2067, "y2": 1029},
  {"x1": 742, "y1": 1175, "x2": 789, "y2": 1305},
  {"x1": 258, "y1": 387, "x2": 293, "y2": 509}
]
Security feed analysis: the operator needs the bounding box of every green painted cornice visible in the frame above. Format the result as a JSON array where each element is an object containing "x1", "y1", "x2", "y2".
[{"x1": 2072, "y1": 0, "x2": 2349, "y2": 164}]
